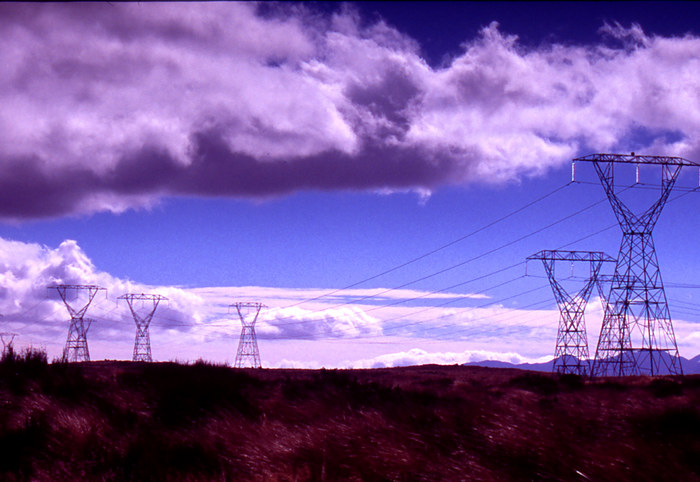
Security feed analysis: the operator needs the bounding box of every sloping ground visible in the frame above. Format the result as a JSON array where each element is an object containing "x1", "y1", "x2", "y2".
[{"x1": 0, "y1": 352, "x2": 699, "y2": 481}]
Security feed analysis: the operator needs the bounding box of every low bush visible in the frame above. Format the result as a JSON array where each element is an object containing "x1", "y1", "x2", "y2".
[
  {"x1": 119, "y1": 362, "x2": 262, "y2": 426},
  {"x1": 0, "y1": 413, "x2": 49, "y2": 477},
  {"x1": 0, "y1": 346, "x2": 50, "y2": 394},
  {"x1": 508, "y1": 373, "x2": 559, "y2": 396},
  {"x1": 558, "y1": 373, "x2": 585, "y2": 391},
  {"x1": 648, "y1": 378, "x2": 683, "y2": 398}
]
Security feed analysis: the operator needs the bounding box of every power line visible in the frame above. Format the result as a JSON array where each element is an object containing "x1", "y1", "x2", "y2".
[
  {"x1": 253, "y1": 277, "x2": 549, "y2": 342},
  {"x1": 139, "y1": 181, "x2": 612, "y2": 333},
  {"x1": 247, "y1": 197, "x2": 633, "y2": 342},
  {"x1": 136, "y1": 199, "x2": 618, "y2": 338},
  {"x1": 279, "y1": 182, "x2": 573, "y2": 309},
  {"x1": 252, "y1": 189, "x2": 610, "y2": 329}
]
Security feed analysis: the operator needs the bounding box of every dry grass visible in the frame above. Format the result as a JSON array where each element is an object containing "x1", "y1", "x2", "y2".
[{"x1": 1, "y1": 351, "x2": 699, "y2": 480}]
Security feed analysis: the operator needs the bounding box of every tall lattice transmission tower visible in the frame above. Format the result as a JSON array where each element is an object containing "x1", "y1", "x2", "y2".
[
  {"x1": 573, "y1": 153, "x2": 699, "y2": 376},
  {"x1": 527, "y1": 250, "x2": 615, "y2": 376},
  {"x1": 232, "y1": 302, "x2": 265, "y2": 368},
  {"x1": 51, "y1": 285, "x2": 105, "y2": 362},
  {"x1": 119, "y1": 293, "x2": 167, "y2": 362}
]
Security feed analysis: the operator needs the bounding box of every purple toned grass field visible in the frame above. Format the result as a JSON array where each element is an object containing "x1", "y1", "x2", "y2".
[{"x1": 1, "y1": 350, "x2": 699, "y2": 480}]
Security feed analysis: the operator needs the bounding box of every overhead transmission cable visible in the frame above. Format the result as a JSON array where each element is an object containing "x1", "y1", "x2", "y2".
[
  {"x1": 243, "y1": 181, "x2": 700, "y2": 342},
  {"x1": 286, "y1": 204, "x2": 629, "y2": 342},
  {"x1": 140, "y1": 182, "x2": 578, "y2": 330},
  {"x1": 144, "y1": 181, "x2": 697, "y2": 336},
  {"x1": 146, "y1": 183, "x2": 611, "y2": 332},
  {"x1": 254, "y1": 276, "x2": 547, "y2": 342},
  {"x1": 279, "y1": 182, "x2": 573, "y2": 309},
  {"x1": 267, "y1": 191, "x2": 610, "y2": 327}
]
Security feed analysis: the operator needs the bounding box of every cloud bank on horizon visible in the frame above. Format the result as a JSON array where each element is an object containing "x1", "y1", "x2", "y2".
[
  {"x1": 0, "y1": 235, "x2": 573, "y2": 364},
  {"x1": 2, "y1": 235, "x2": 699, "y2": 367},
  {"x1": 2, "y1": 3, "x2": 700, "y2": 219},
  {"x1": 0, "y1": 237, "x2": 501, "y2": 357}
]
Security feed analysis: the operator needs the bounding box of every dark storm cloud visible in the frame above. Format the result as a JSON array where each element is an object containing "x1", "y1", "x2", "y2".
[
  {"x1": 0, "y1": 134, "x2": 471, "y2": 219},
  {"x1": 174, "y1": 130, "x2": 472, "y2": 196}
]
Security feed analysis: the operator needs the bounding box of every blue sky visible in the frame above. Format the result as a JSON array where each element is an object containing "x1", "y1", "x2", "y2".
[{"x1": 1, "y1": 2, "x2": 700, "y2": 367}]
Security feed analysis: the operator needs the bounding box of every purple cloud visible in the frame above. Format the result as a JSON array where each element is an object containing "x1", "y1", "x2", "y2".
[{"x1": 2, "y1": 3, "x2": 700, "y2": 219}]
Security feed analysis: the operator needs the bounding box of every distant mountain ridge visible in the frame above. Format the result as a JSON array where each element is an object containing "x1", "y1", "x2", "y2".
[{"x1": 466, "y1": 354, "x2": 700, "y2": 375}]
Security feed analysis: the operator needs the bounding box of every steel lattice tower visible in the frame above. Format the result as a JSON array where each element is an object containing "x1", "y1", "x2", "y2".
[
  {"x1": 0, "y1": 332, "x2": 17, "y2": 356},
  {"x1": 52, "y1": 285, "x2": 105, "y2": 363},
  {"x1": 232, "y1": 302, "x2": 265, "y2": 368},
  {"x1": 119, "y1": 293, "x2": 167, "y2": 362},
  {"x1": 574, "y1": 153, "x2": 698, "y2": 376},
  {"x1": 528, "y1": 250, "x2": 615, "y2": 376}
]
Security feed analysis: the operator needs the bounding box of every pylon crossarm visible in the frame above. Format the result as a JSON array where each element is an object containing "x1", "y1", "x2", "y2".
[
  {"x1": 579, "y1": 154, "x2": 689, "y2": 233},
  {"x1": 573, "y1": 153, "x2": 698, "y2": 167},
  {"x1": 527, "y1": 250, "x2": 616, "y2": 263},
  {"x1": 125, "y1": 300, "x2": 157, "y2": 330},
  {"x1": 118, "y1": 293, "x2": 167, "y2": 301},
  {"x1": 530, "y1": 252, "x2": 610, "y2": 311},
  {"x1": 51, "y1": 285, "x2": 105, "y2": 319},
  {"x1": 231, "y1": 302, "x2": 265, "y2": 327}
]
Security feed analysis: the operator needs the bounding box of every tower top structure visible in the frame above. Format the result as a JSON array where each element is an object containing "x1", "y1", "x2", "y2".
[{"x1": 573, "y1": 153, "x2": 698, "y2": 166}]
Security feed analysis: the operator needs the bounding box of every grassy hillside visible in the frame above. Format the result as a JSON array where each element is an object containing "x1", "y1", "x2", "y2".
[{"x1": 1, "y1": 348, "x2": 699, "y2": 481}]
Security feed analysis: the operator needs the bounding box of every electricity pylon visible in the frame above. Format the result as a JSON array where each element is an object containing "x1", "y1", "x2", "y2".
[
  {"x1": 51, "y1": 285, "x2": 105, "y2": 362},
  {"x1": 527, "y1": 250, "x2": 615, "y2": 376},
  {"x1": 232, "y1": 302, "x2": 265, "y2": 368},
  {"x1": 573, "y1": 153, "x2": 699, "y2": 376},
  {"x1": 118, "y1": 293, "x2": 167, "y2": 362},
  {"x1": 0, "y1": 332, "x2": 17, "y2": 356}
]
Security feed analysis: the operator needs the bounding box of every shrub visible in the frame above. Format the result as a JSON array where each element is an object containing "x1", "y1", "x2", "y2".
[
  {"x1": 0, "y1": 346, "x2": 48, "y2": 370},
  {"x1": 42, "y1": 361, "x2": 90, "y2": 402},
  {"x1": 119, "y1": 362, "x2": 261, "y2": 427},
  {"x1": 0, "y1": 413, "x2": 49, "y2": 477},
  {"x1": 0, "y1": 346, "x2": 50, "y2": 394},
  {"x1": 558, "y1": 373, "x2": 584, "y2": 391},
  {"x1": 508, "y1": 373, "x2": 559, "y2": 396},
  {"x1": 648, "y1": 378, "x2": 683, "y2": 398}
]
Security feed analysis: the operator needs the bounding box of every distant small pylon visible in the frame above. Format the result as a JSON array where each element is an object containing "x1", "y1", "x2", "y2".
[
  {"x1": 0, "y1": 332, "x2": 17, "y2": 356},
  {"x1": 119, "y1": 293, "x2": 167, "y2": 362},
  {"x1": 51, "y1": 285, "x2": 105, "y2": 362},
  {"x1": 231, "y1": 302, "x2": 265, "y2": 368},
  {"x1": 527, "y1": 250, "x2": 615, "y2": 376}
]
